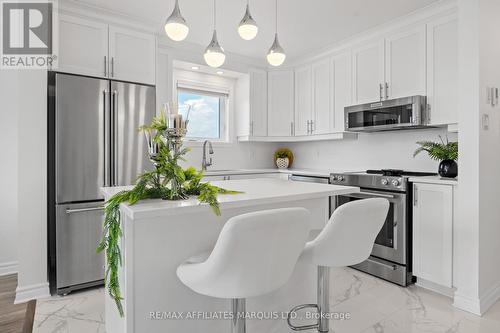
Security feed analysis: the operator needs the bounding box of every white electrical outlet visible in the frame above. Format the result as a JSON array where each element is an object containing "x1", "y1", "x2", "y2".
[{"x1": 482, "y1": 114, "x2": 490, "y2": 130}]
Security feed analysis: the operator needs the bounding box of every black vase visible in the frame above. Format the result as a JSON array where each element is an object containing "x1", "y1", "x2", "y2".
[{"x1": 438, "y1": 160, "x2": 458, "y2": 178}]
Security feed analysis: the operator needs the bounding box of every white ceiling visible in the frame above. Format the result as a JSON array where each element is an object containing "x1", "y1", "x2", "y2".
[{"x1": 74, "y1": 0, "x2": 441, "y2": 60}]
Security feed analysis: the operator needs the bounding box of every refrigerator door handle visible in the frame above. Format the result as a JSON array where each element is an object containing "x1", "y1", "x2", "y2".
[
  {"x1": 112, "y1": 90, "x2": 118, "y2": 186},
  {"x1": 103, "y1": 89, "x2": 111, "y2": 187},
  {"x1": 66, "y1": 206, "x2": 104, "y2": 214}
]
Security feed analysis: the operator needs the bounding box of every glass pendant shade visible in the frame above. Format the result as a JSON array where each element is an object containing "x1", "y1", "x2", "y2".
[
  {"x1": 238, "y1": 4, "x2": 258, "y2": 40},
  {"x1": 267, "y1": 33, "x2": 286, "y2": 66},
  {"x1": 204, "y1": 30, "x2": 226, "y2": 68},
  {"x1": 164, "y1": 0, "x2": 189, "y2": 41}
]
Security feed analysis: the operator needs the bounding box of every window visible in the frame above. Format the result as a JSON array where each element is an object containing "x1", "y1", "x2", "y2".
[{"x1": 177, "y1": 87, "x2": 228, "y2": 141}]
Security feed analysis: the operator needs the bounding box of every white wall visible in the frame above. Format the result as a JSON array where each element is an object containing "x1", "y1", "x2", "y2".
[
  {"x1": 14, "y1": 70, "x2": 50, "y2": 302},
  {"x1": 288, "y1": 128, "x2": 457, "y2": 172},
  {"x1": 477, "y1": 0, "x2": 500, "y2": 311},
  {"x1": 0, "y1": 71, "x2": 19, "y2": 276},
  {"x1": 453, "y1": 0, "x2": 500, "y2": 315}
]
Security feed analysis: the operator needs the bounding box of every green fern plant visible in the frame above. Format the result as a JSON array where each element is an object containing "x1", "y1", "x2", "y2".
[
  {"x1": 97, "y1": 114, "x2": 240, "y2": 317},
  {"x1": 413, "y1": 136, "x2": 458, "y2": 161}
]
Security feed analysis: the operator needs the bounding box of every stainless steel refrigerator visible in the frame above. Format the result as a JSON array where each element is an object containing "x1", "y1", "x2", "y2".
[{"x1": 47, "y1": 72, "x2": 155, "y2": 295}]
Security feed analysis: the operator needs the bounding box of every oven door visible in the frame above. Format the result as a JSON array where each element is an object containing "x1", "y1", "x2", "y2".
[{"x1": 334, "y1": 189, "x2": 407, "y2": 264}]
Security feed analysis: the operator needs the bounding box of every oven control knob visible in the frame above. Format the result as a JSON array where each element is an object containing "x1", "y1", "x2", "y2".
[
  {"x1": 331, "y1": 175, "x2": 338, "y2": 181},
  {"x1": 338, "y1": 176, "x2": 345, "y2": 182},
  {"x1": 391, "y1": 179, "x2": 400, "y2": 186},
  {"x1": 381, "y1": 179, "x2": 389, "y2": 185}
]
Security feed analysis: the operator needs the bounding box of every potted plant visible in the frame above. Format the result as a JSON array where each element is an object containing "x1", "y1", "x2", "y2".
[
  {"x1": 413, "y1": 136, "x2": 458, "y2": 178},
  {"x1": 274, "y1": 148, "x2": 294, "y2": 169}
]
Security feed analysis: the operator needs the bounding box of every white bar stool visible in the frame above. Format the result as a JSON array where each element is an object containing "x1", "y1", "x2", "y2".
[
  {"x1": 177, "y1": 208, "x2": 311, "y2": 333},
  {"x1": 287, "y1": 198, "x2": 389, "y2": 332}
]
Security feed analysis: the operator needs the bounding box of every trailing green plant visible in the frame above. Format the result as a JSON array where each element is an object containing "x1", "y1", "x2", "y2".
[
  {"x1": 413, "y1": 136, "x2": 458, "y2": 161},
  {"x1": 97, "y1": 114, "x2": 240, "y2": 317}
]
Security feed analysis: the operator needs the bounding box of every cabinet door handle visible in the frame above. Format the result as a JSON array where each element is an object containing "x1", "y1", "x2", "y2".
[
  {"x1": 111, "y1": 57, "x2": 115, "y2": 77},
  {"x1": 385, "y1": 82, "x2": 389, "y2": 100},
  {"x1": 379, "y1": 83, "x2": 383, "y2": 101},
  {"x1": 311, "y1": 120, "x2": 315, "y2": 133},
  {"x1": 104, "y1": 56, "x2": 107, "y2": 76},
  {"x1": 413, "y1": 185, "x2": 418, "y2": 206},
  {"x1": 250, "y1": 121, "x2": 254, "y2": 136},
  {"x1": 290, "y1": 122, "x2": 294, "y2": 136}
]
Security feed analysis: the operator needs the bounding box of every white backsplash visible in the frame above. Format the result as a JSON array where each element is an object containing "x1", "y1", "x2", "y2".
[
  {"x1": 179, "y1": 142, "x2": 280, "y2": 171},
  {"x1": 288, "y1": 127, "x2": 458, "y2": 172}
]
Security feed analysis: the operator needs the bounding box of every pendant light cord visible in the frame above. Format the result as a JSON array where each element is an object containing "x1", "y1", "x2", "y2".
[
  {"x1": 214, "y1": 0, "x2": 217, "y2": 30},
  {"x1": 275, "y1": 0, "x2": 278, "y2": 33}
]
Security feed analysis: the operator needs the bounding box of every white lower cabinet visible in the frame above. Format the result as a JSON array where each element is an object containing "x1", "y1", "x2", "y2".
[{"x1": 412, "y1": 182, "x2": 454, "y2": 289}]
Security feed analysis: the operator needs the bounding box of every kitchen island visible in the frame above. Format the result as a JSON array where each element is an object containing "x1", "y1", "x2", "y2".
[{"x1": 101, "y1": 178, "x2": 359, "y2": 333}]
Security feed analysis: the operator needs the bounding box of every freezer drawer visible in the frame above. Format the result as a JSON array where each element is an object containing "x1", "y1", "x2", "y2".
[{"x1": 56, "y1": 202, "x2": 105, "y2": 291}]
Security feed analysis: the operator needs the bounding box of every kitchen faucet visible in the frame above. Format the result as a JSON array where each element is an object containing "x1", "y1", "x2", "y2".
[{"x1": 202, "y1": 140, "x2": 214, "y2": 171}]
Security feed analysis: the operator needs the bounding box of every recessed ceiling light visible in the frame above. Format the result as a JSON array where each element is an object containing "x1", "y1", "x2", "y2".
[
  {"x1": 191, "y1": 66, "x2": 199, "y2": 70},
  {"x1": 216, "y1": 71, "x2": 224, "y2": 75}
]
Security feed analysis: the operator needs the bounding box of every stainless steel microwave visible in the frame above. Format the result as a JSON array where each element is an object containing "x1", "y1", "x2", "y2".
[{"x1": 344, "y1": 96, "x2": 428, "y2": 132}]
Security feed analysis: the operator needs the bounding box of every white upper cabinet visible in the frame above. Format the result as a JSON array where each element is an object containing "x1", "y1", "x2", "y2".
[
  {"x1": 413, "y1": 183, "x2": 454, "y2": 288},
  {"x1": 58, "y1": 15, "x2": 108, "y2": 77},
  {"x1": 268, "y1": 70, "x2": 294, "y2": 137},
  {"x1": 108, "y1": 26, "x2": 156, "y2": 85},
  {"x1": 312, "y1": 59, "x2": 332, "y2": 135},
  {"x1": 249, "y1": 69, "x2": 268, "y2": 137},
  {"x1": 352, "y1": 40, "x2": 385, "y2": 104},
  {"x1": 331, "y1": 51, "x2": 352, "y2": 132},
  {"x1": 426, "y1": 15, "x2": 458, "y2": 126},
  {"x1": 57, "y1": 15, "x2": 156, "y2": 85},
  {"x1": 294, "y1": 65, "x2": 313, "y2": 136},
  {"x1": 385, "y1": 26, "x2": 426, "y2": 99}
]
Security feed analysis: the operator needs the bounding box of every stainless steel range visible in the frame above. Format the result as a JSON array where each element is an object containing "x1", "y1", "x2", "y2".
[{"x1": 330, "y1": 169, "x2": 435, "y2": 286}]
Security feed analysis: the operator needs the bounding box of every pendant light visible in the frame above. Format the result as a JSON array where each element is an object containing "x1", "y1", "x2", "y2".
[
  {"x1": 238, "y1": 0, "x2": 258, "y2": 40},
  {"x1": 267, "y1": 0, "x2": 286, "y2": 67},
  {"x1": 164, "y1": 0, "x2": 189, "y2": 41},
  {"x1": 204, "y1": 0, "x2": 226, "y2": 68}
]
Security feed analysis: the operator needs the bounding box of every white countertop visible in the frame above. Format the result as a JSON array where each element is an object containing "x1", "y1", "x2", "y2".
[
  {"x1": 101, "y1": 178, "x2": 359, "y2": 219},
  {"x1": 408, "y1": 176, "x2": 458, "y2": 186}
]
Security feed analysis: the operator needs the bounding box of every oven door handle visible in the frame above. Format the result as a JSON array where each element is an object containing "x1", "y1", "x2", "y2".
[{"x1": 348, "y1": 191, "x2": 395, "y2": 199}]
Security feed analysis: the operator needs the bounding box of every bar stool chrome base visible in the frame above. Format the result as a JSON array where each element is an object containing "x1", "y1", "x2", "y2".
[
  {"x1": 231, "y1": 298, "x2": 246, "y2": 333},
  {"x1": 287, "y1": 266, "x2": 330, "y2": 332}
]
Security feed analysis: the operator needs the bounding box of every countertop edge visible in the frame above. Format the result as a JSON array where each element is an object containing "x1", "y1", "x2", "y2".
[{"x1": 408, "y1": 176, "x2": 458, "y2": 186}]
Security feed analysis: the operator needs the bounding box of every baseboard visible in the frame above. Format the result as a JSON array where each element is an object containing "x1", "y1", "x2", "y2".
[
  {"x1": 479, "y1": 280, "x2": 500, "y2": 315},
  {"x1": 14, "y1": 282, "x2": 50, "y2": 304},
  {"x1": 453, "y1": 293, "x2": 482, "y2": 316},
  {"x1": 416, "y1": 278, "x2": 455, "y2": 298},
  {"x1": 0, "y1": 261, "x2": 18, "y2": 276}
]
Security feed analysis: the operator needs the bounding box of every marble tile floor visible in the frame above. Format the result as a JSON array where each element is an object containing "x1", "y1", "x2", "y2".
[{"x1": 33, "y1": 267, "x2": 500, "y2": 333}]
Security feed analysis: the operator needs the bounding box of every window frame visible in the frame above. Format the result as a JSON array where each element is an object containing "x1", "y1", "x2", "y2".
[{"x1": 174, "y1": 77, "x2": 233, "y2": 146}]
